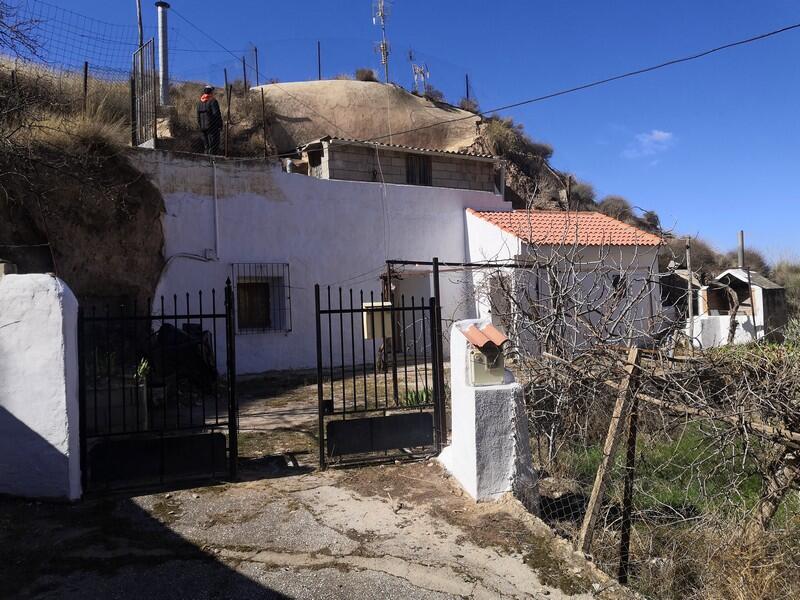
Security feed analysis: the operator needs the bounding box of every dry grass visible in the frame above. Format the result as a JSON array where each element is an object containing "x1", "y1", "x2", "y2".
[{"x1": 168, "y1": 80, "x2": 275, "y2": 157}]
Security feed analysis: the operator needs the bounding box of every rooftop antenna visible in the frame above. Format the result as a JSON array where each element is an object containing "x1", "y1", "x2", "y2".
[
  {"x1": 408, "y1": 49, "x2": 429, "y2": 94},
  {"x1": 373, "y1": 0, "x2": 391, "y2": 82}
]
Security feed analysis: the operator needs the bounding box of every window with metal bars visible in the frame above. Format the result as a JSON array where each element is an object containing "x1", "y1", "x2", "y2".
[
  {"x1": 406, "y1": 154, "x2": 432, "y2": 186},
  {"x1": 232, "y1": 263, "x2": 292, "y2": 333}
]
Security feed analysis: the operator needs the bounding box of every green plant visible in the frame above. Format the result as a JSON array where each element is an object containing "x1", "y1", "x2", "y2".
[
  {"x1": 402, "y1": 387, "x2": 431, "y2": 407},
  {"x1": 136, "y1": 357, "x2": 150, "y2": 381}
]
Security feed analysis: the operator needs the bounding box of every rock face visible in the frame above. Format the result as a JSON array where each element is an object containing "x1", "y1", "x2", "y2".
[
  {"x1": 254, "y1": 79, "x2": 569, "y2": 211},
  {"x1": 254, "y1": 80, "x2": 481, "y2": 153}
]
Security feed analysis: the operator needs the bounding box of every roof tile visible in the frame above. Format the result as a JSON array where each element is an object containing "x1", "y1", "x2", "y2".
[{"x1": 468, "y1": 209, "x2": 662, "y2": 247}]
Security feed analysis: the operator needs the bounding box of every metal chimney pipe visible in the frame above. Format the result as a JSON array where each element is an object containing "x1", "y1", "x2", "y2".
[
  {"x1": 155, "y1": 1, "x2": 170, "y2": 105},
  {"x1": 738, "y1": 230, "x2": 745, "y2": 268}
]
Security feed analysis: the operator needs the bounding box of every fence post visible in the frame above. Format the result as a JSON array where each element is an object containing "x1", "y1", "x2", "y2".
[
  {"x1": 315, "y1": 284, "x2": 326, "y2": 469},
  {"x1": 224, "y1": 83, "x2": 232, "y2": 158},
  {"x1": 618, "y1": 395, "x2": 639, "y2": 583},
  {"x1": 578, "y1": 346, "x2": 641, "y2": 554},
  {"x1": 432, "y1": 257, "x2": 446, "y2": 446},
  {"x1": 260, "y1": 88, "x2": 268, "y2": 158},
  {"x1": 386, "y1": 262, "x2": 399, "y2": 404},
  {"x1": 82, "y1": 61, "x2": 88, "y2": 117},
  {"x1": 224, "y1": 278, "x2": 238, "y2": 480},
  {"x1": 129, "y1": 75, "x2": 137, "y2": 146},
  {"x1": 429, "y1": 297, "x2": 443, "y2": 451}
]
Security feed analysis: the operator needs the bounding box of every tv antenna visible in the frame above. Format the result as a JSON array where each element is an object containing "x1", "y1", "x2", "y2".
[
  {"x1": 408, "y1": 50, "x2": 430, "y2": 94},
  {"x1": 373, "y1": 0, "x2": 391, "y2": 82}
]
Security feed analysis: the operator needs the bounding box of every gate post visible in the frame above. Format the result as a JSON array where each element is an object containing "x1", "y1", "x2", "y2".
[
  {"x1": 315, "y1": 284, "x2": 326, "y2": 469},
  {"x1": 429, "y1": 298, "x2": 442, "y2": 452},
  {"x1": 432, "y1": 257, "x2": 447, "y2": 446},
  {"x1": 224, "y1": 278, "x2": 238, "y2": 480}
]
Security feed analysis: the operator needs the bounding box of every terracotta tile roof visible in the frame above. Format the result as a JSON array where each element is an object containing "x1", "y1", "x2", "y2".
[
  {"x1": 468, "y1": 209, "x2": 662, "y2": 247},
  {"x1": 461, "y1": 323, "x2": 509, "y2": 349}
]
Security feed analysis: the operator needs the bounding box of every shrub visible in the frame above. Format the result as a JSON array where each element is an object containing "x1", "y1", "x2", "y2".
[
  {"x1": 354, "y1": 68, "x2": 379, "y2": 82},
  {"x1": 597, "y1": 195, "x2": 634, "y2": 222},
  {"x1": 423, "y1": 85, "x2": 445, "y2": 102},
  {"x1": 772, "y1": 260, "x2": 800, "y2": 316},
  {"x1": 458, "y1": 96, "x2": 479, "y2": 113}
]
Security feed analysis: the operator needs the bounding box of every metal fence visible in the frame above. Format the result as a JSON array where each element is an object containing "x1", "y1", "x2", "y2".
[
  {"x1": 314, "y1": 284, "x2": 446, "y2": 467},
  {"x1": 77, "y1": 282, "x2": 237, "y2": 493},
  {"x1": 132, "y1": 38, "x2": 157, "y2": 146}
]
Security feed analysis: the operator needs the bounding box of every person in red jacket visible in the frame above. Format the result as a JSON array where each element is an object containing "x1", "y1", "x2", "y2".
[{"x1": 196, "y1": 85, "x2": 222, "y2": 154}]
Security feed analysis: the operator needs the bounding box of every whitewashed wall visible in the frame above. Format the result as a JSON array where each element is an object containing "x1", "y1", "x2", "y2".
[
  {"x1": 0, "y1": 274, "x2": 81, "y2": 500},
  {"x1": 128, "y1": 150, "x2": 510, "y2": 374}
]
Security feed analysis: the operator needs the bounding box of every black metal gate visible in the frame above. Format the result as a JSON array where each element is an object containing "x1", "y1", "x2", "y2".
[
  {"x1": 314, "y1": 284, "x2": 446, "y2": 468},
  {"x1": 131, "y1": 38, "x2": 157, "y2": 146},
  {"x1": 77, "y1": 281, "x2": 237, "y2": 494}
]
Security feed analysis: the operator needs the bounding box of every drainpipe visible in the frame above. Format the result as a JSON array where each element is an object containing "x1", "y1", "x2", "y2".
[
  {"x1": 212, "y1": 159, "x2": 220, "y2": 260},
  {"x1": 155, "y1": 2, "x2": 170, "y2": 106}
]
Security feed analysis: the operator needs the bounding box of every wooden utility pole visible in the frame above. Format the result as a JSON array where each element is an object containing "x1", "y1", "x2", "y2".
[
  {"x1": 260, "y1": 88, "x2": 268, "y2": 158},
  {"x1": 578, "y1": 347, "x2": 641, "y2": 554},
  {"x1": 254, "y1": 46, "x2": 260, "y2": 86},
  {"x1": 82, "y1": 62, "x2": 89, "y2": 116},
  {"x1": 317, "y1": 41, "x2": 322, "y2": 80}
]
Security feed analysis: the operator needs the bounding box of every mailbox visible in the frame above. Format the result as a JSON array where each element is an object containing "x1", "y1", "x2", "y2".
[
  {"x1": 362, "y1": 301, "x2": 393, "y2": 340},
  {"x1": 459, "y1": 322, "x2": 509, "y2": 386}
]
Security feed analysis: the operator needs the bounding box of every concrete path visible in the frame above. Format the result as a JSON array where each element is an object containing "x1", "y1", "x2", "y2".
[{"x1": 1, "y1": 459, "x2": 630, "y2": 599}]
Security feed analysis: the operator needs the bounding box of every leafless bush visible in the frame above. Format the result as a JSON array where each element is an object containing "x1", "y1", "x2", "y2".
[
  {"x1": 354, "y1": 67, "x2": 379, "y2": 82},
  {"x1": 476, "y1": 216, "x2": 800, "y2": 598}
]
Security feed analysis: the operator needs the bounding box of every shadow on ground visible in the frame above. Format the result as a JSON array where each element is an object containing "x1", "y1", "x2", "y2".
[{"x1": 0, "y1": 494, "x2": 289, "y2": 599}]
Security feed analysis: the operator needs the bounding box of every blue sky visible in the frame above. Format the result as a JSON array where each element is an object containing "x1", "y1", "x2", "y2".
[{"x1": 56, "y1": 0, "x2": 800, "y2": 262}]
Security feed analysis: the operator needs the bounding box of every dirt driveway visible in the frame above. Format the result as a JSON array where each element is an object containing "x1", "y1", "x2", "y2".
[{"x1": 1, "y1": 374, "x2": 630, "y2": 599}]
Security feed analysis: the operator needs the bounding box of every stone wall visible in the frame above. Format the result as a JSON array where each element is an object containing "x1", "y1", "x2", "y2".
[{"x1": 326, "y1": 144, "x2": 496, "y2": 193}]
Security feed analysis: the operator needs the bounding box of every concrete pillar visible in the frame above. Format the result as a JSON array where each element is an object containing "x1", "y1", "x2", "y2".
[
  {"x1": 438, "y1": 318, "x2": 539, "y2": 514},
  {"x1": 0, "y1": 274, "x2": 81, "y2": 500}
]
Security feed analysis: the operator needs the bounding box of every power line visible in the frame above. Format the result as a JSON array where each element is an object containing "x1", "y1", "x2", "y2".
[
  {"x1": 241, "y1": 18, "x2": 800, "y2": 161},
  {"x1": 366, "y1": 21, "x2": 800, "y2": 143}
]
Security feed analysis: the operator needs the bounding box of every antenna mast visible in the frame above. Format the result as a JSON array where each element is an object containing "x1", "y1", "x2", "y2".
[
  {"x1": 373, "y1": 0, "x2": 391, "y2": 82},
  {"x1": 408, "y1": 49, "x2": 430, "y2": 94}
]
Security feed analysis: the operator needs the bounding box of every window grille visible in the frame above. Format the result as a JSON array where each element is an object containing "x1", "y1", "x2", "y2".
[
  {"x1": 406, "y1": 154, "x2": 432, "y2": 186},
  {"x1": 231, "y1": 263, "x2": 292, "y2": 333}
]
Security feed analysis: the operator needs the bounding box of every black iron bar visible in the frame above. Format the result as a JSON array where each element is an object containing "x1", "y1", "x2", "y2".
[
  {"x1": 421, "y1": 298, "x2": 429, "y2": 392},
  {"x1": 339, "y1": 287, "x2": 346, "y2": 419},
  {"x1": 120, "y1": 302, "x2": 127, "y2": 433},
  {"x1": 401, "y1": 294, "x2": 409, "y2": 403},
  {"x1": 386, "y1": 263, "x2": 399, "y2": 407},
  {"x1": 225, "y1": 278, "x2": 238, "y2": 480},
  {"x1": 327, "y1": 287, "x2": 334, "y2": 409},
  {"x1": 212, "y1": 288, "x2": 220, "y2": 426},
  {"x1": 350, "y1": 289, "x2": 357, "y2": 411},
  {"x1": 411, "y1": 296, "x2": 419, "y2": 394},
  {"x1": 105, "y1": 304, "x2": 111, "y2": 434},
  {"x1": 133, "y1": 298, "x2": 140, "y2": 431},
  {"x1": 199, "y1": 290, "x2": 207, "y2": 426},
  {"x1": 360, "y1": 290, "x2": 367, "y2": 411},
  {"x1": 315, "y1": 284, "x2": 326, "y2": 469},
  {"x1": 174, "y1": 294, "x2": 180, "y2": 429},
  {"x1": 429, "y1": 297, "x2": 441, "y2": 450},
  {"x1": 186, "y1": 292, "x2": 193, "y2": 427},
  {"x1": 370, "y1": 290, "x2": 378, "y2": 411}
]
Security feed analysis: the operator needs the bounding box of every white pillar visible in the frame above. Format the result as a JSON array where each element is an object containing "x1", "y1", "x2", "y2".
[
  {"x1": 438, "y1": 318, "x2": 539, "y2": 514},
  {"x1": 0, "y1": 274, "x2": 81, "y2": 500}
]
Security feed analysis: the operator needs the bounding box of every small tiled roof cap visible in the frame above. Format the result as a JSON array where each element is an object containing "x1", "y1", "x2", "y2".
[
  {"x1": 462, "y1": 323, "x2": 509, "y2": 349},
  {"x1": 468, "y1": 209, "x2": 662, "y2": 247}
]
